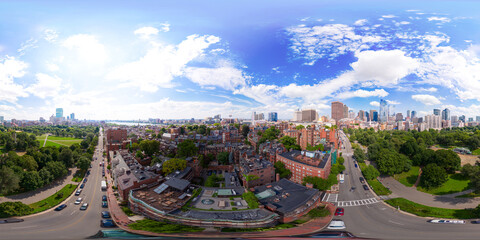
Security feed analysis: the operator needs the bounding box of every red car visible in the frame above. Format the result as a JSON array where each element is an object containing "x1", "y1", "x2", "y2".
[{"x1": 335, "y1": 208, "x2": 344, "y2": 216}]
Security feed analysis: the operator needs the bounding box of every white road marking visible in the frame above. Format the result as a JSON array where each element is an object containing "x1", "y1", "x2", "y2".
[
  {"x1": 70, "y1": 210, "x2": 76, "y2": 215},
  {"x1": 334, "y1": 194, "x2": 338, "y2": 202},
  {"x1": 335, "y1": 198, "x2": 380, "y2": 207},
  {"x1": 388, "y1": 220, "x2": 405, "y2": 225}
]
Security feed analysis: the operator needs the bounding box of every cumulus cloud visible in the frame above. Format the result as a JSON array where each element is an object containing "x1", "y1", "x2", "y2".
[
  {"x1": 354, "y1": 19, "x2": 368, "y2": 26},
  {"x1": 27, "y1": 73, "x2": 63, "y2": 99},
  {"x1": 336, "y1": 89, "x2": 389, "y2": 99},
  {"x1": 106, "y1": 34, "x2": 221, "y2": 92},
  {"x1": 382, "y1": 15, "x2": 397, "y2": 18},
  {"x1": 412, "y1": 94, "x2": 441, "y2": 105},
  {"x1": 63, "y1": 34, "x2": 107, "y2": 65},
  {"x1": 134, "y1": 26, "x2": 160, "y2": 39},
  {"x1": 44, "y1": 29, "x2": 58, "y2": 42},
  {"x1": 0, "y1": 56, "x2": 29, "y2": 103},
  {"x1": 184, "y1": 61, "x2": 246, "y2": 91},
  {"x1": 370, "y1": 101, "x2": 380, "y2": 107},
  {"x1": 428, "y1": 16, "x2": 451, "y2": 23}
]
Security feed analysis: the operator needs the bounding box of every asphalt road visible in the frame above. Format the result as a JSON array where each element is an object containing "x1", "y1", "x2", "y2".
[
  {"x1": 0, "y1": 129, "x2": 107, "y2": 240},
  {"x1": 337, "y1": 130, "x2": 480, "y2": 240}
]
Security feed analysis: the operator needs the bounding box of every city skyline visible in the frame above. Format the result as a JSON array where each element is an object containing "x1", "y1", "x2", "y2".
[{"x1": 2, "y1": 0, "x2": 480, "y2": 121}]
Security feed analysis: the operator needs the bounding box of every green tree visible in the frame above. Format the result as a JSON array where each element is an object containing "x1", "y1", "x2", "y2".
[
  {"x1": 295, "y1": 125, "x2": 305, "y2": 130},
  {"x1": 217, "y1": 152, "x2": 230, "y2": 165},
  {"x1": 241, "y1": 125, "x2": 250, "y2": 138},
  {"x1": 45, "y1": 161, "x2": 68, "y2": 179},
  {"x1": 434, "y1": 149, "x2": 461, "y2": 174},
  {"x1": 205, "y1": 174, "x2": 221, "y2": 187},
  {"x1": 162, "y1": 158, "x2": 187, "y2": 175},
  {"x1": 20, "y1": 155, "x2": 38, "y2": 171},
  {"x1": 274, "y1": 161, "x2": 292, "y2": 179},
  {"x1": 279, "y1": 135, "x2": 300, "y2": 150},
  {"x1": 140, "y1": 140, "x2": 160, "y2": 157},
  {"x1": 353, "y1": 147, "x2": 366, "y2": 163},
  {"x1": 177, "y1": 139, "x2": 198, "y2": 158},
  {"x1": 243, "y1": 174, "x2": 259, "y2": 189},
  {"x1": 20, "y1": 171, "x2": 43, "y2": 191},
  {"x1": 76, "y1": 156, "x2": 91, "y2": 172},
  {"x1": 38, "y1": 168, "x2": 54, "y2": 185},
  {"x1": 376, "y1": 149, "x2": 411, "y2": 176},
  {"x1": 0, "y1": 202, "x2": 33, "y2": 218},
  {"x1": 0, "y1": 166, "x2": 20, "y2": 195},
  {"x1": 362, "y1": 165, "x2": 380, "y2": 180},
  {"x1": 58, "y1": 148, "x2": 74, "y2": 168},
  {"x1": 421, "y1": 163, "x2": 448, "y2": 189}
]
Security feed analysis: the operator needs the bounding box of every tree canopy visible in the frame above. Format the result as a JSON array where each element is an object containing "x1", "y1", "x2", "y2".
[{"x1": 162, "y1": 158, "x2": 187, "y2": 175}]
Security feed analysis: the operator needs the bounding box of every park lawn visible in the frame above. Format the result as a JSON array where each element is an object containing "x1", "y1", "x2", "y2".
[
  {"x1": 385, "y1": 198, "x2": 476, "y2": 219},
  {"x1": 416, "y1": 173, "x2": 470, "y2": 195},
  {"x1": 472, "y1": 148, "x2": 480, "y2": 155},
  {"x1": 129, "y1": 219, "x2": 204, "y2": 233},
  {"x1": 368, "y1": 179, "x2": 392, "y2": 196},
  {"x1": 456, "y1": 191, "x2": 480, "y2": 198},
  {"x1": 29, "y1": 184, "x2": 78, "y2": 214},
  {"x1": 394, "y1": 166, "x2": 420, "y2": 187},
  {"x1": 36, "y1": 134, "x2": 83, "y2": 147}
]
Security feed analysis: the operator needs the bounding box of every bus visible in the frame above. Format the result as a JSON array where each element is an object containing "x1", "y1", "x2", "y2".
[
  {"x1": 101, "y1": 180, "x2": 107, "y2": 191},
  {"x1": 339, "y1": 174, "x2": 345, "y2": 184}
]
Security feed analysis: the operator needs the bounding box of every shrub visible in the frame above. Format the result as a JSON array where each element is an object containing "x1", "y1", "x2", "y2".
[{"x1": 0, "y1": 202, "x2": 33, "y2": 217}]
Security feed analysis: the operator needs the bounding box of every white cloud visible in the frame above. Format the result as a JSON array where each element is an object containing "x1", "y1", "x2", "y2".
[
  {"x1": 106, "y1": 34, "x2": 220, "y2": 92},
  {"x1": 63, "y1": 34, "x2": 107, "y2": 65},
  {"x1": 0, "y1": 56, "x2": 29, "y2": 103},
  {"x1": 0, "y1": 105, "x2": 16, "y2": 112},
  {"x1": 354, "y1": 19, "x2": 368, "y2": 26},
  {"x1": 134, "y1": 27, "x2": 160, "y2": 39},
  {"x1": 17, "y1": 38, "x2": 38, "y2": 56},
  {"x1": 382, "y1": 15, "x2": 397, "y2": 18},
  {"x1": 27, "y1": 73, "x2": 63, "y2": 99},
  {"x1": 428, "y1": 16, "x2": 451, "y2": 23},
  {"x1": 46, "y1": 63, "x2": 60, "y2": 72},
  {"x1": 386, "y1": 100, "x2": 400, "y2": 105},
  {"x1": 159, "y1": 23, "x2": 170, "y2": 32},
  {"x1": 234, "y1": 84, "x2": 280, "y2": 105},
  {"x1": 370, "y1": 101, "x2": 380, "y2": 107},
  {"x1": 184, "y1": 61, "x2": 246, "y2": 91},
  {"x1": 44, "y1": 29, "x2": 58, "y2": 42},
  {"x1": 411, "y1": 94, "x2": 441, "y2": 105},
  {"x1": 336, "y1": 89, "x2": 389, "y2": 99}
]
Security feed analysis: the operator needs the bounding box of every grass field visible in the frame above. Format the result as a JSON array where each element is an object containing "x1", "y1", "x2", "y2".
[
  {"x1": 473, "y1": 149, "x2": 480, "y2": 155},
  {"x1": 416, "y1": 173, "x2": 470, "y2": 195},
  {"x1": 129, "y1": 219, "x2": 204, "y2": 233},
  {"x1": 368, "y1": 179, "x2": 392, "y2": 195},
  {"x1": 29, "y1": 184, "x2": 78, "y2": 214},
  {"x1": 385, "y1": 198, "x2": 476, "y2": 219},
  {"x1": 394, "y1": 166, "x2": 420, "y2": 187},
  {"x1": 36, "y1": 134, "x2": 83, "y2": 147},
  {"x1": 455, "y1": 191, "x2": 480, "y2": 198}
]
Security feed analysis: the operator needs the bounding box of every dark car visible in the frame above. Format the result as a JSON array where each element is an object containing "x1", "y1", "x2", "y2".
[
  {"x1": 101, "y1": 211, "x2": 111, "y2": 218},
  {"x1": 102, "y1": 195, "x2": 107, "y2": 201},
  {"x1": 354, "y1": 163, "x2": 358, "y2": 168},
  {"x1": 86, "y1": 170, "x2": 91, "y2": 175},
  {"x1": 54, "y1": 204, "x2": 67, "y2": 211},
  {"x1": 359, "y1": 177, "x2": 365, "y2": 184},
  {"x1": 102, "y1": 201, "x2": 108, "y2": 208},
  {"x1": 472, "y1": 220, "x2": 480, "y2": 224},
  {"x1": 349, "y1": 186, "x2": 356, "y2": 192},
  {"x1": 101, "y1": 219, "x2": 116, "y2": 228},
  {"x1": 363, "y1": 184, "x2": 369, "y2": 190},
  {"x1": 309, "y1": 231, "x2": 354, "y2": 238},
  {"x1": 80, "y1": 183, "x2": 85, "y2": 189},
  {"x1": 83, "y1": 178, "x2": 87, "y2": 183},
  {"x1": 0, "y1": 218, "x2": 24, "y2": 224},
  {"x1": 334, "y1": 208, "x2": 344, "y2": 216}
]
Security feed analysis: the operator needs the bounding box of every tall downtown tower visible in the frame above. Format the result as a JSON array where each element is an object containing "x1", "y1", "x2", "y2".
[{"x1": 379, "y1": 99, "x2": 388, "y2": 123}]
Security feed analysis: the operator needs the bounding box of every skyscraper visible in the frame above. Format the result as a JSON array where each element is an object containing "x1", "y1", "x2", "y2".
[
  {"x1": 411, "y1": 110, "x2": 417, "y2": 118},
  {"x1": 268, "y1": 112, "x2": 278, "y2": 122},
  {"x1": 476, "y1": 116, "x2": 480, "y2": 122},
  {"x1": 433, "y1": 109, "x2": 441, "y2": 116},
  {"x1": 56, "y1": 108, "x2": 63, "y2": 118},
  {"x1": 301, "y1": 109, "x2": 317, "y2": 122},
  {"x1": 0, "y1": 116, "x2": 3, "y2": 122},
  {"x1": 379, "y1": 99, "x2": 388, "y2": 123},
  {"x1": 70, "y1": 113, "x2": 75, "y2": 120},
  {"x1": 441, "y1": 108, "x2": 450, "y2": 121},
  {"x1": 358, "y1": 110, "x2": 365, "y2": 121},
  {"x1": 395, "y1": 113, "x2": 403, "y2": 121},
  {"x1": 365, "y1": 111, "x2": 370, "y2": 121},
  {"x1": 370, "y1": 110, "x2": 377, "y2": 122},
  {"x1": 343, "y1": 105, "x2": 349, "y2": 119},
  {"x1": 348, "y1": 110, "x2": 355, "y2": 119},
  {"x1": 331, "y1": 101, "x2": 345, "y2": 123},
  {"x1": 407, "y1": 110, "x2": 411, "y2": 119},
  {"x1": 459, "y1": 115, "x2": 466, "y2": 122}
]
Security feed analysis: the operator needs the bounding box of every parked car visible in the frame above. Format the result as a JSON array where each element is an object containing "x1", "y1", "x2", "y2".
[
  {"x1": 354, "y1": 163, "x2": 358, "y2": 168},
  {"x1": 80, "y1": 203, "x2": 89, "y2": 210},
  {"x1": 363, "y1": 185, "x2": 369, "y2": 190},
  {"x1": 101, "y1": 219, "x2": 116, "y2": 228},
  {"x1": 327, "y1": 220, "x2": 346, "y2": 229},
  {"x1": 428, "y1": 219, "x2": 465, "y2": 224},
  {"x1": 471, "y1": 220, "x2": 480, "y2": 224},
  {"x1": 75, "y1": 189, "x2": 82, "y2": 196},
  {"x1": 0, "y1": 218, "x2": 24, "y2": 224},
  {"x1": 102, "y1": 195, "x2": 107, "y2": 201},
  {"x1": 74, "y1": 198, "x2": 83, "y2": 205},
  {"x1": 54, "y1": 204, "x2": 67, "y2": 211},
  {"x1": 86, "y1": 170, "x2": 91, "y2": 175},
  {"x1": 334, "y1": 208, "x2": 344, "y2": 216},
  {"x1": 102, "y1": 201, "x2": 108, "y2": 208},
  {"x1": 101, "y1": 211, "x2": 111, "y2": 218},
  {"x1": 359, "y1": 177, "x2": 365, "y2": 184},
  {"x1": 80, "y1": 183, "x2": 85, "y2": 189},
  {"x1": 83, "y1": 178, "x2": 87, "y2": 183}
]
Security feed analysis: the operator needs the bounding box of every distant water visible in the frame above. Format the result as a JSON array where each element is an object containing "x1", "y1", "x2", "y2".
[{"x1": 106, "y1": 121, "x2": 162, "y2": 126}]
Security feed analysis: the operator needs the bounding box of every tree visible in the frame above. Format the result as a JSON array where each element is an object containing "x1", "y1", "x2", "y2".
[
  {"x1": 376, "y1": 149, "x2": 411, "y2": 176},
  {"x1": 20, "y1": 155, "x2": 38, "y2": 171},
  {"x1": 0, "y1": 166, "x2": 20, "y2": 195},
  {"x1": 162, "y1": 158, "x2": 187, "y2": 175},
  {"x1": 243, "y1": 174, "x2": 259, "y2": 189},
  {"x1": 473, "y1": 204, "x2": 480, "y2": 218},
  {"x1": 39, "y1": 168, "x2": 54, "y2": 186},
  {"x1": 0, "y1": 202, "x2": 33, "y2": 218},
  {"x1": 241, "y1": 125, "x2": 250, "y2": 138},
  {"x1": 205, "y1": 174, "x2": 221, "y2": 187},
  {"x1": 434, "y1": 149, "x2": 461, "y2": 174},
  {"x1": 76, "y1": 156, "x2": 91, "y2": 172},
  {"x1": 20, "y1": 171, "x2": 43, "y2": 191},
  {"x1": 217, "y1": 152, "x2": 230, "y2": 165},
  {"x1": 140, "y1": 140, "x2": 160, "y2": 157},
  {"x1": 279, "y1": 135, "x2": 301, "y2": 150},
  {"x1": 274, "y1": 161, "x2": 292, "y2": 179},
  {"x1": 421, "y1": 163, "x2": 448, "y2": 189},
  {"x1": 45, "y1": 161, "x2": 68, "y2": 179},
  {"x1": 362, "y1": 165, "x2": 380, "y2": 180},
  {"x1": 177, "y1": 139, "x2": 197, "y2": 158},
  {"x1": 353, "y1": 147, "x2": 366, "y2": 163},
  {"x1": 303, "y1": 176, "x2": 329, "y2": 190},
  {"x1": 58, "y1": 148, "x2": 74, "y2": 168},
  {"x1": 295, "y1": 125, "x2": 305, "y2": 130}
]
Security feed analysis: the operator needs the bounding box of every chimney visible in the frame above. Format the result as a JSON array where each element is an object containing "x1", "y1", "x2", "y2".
[
  {"x1": 306, "y1": 183, "x2": 313, "y2": 189},
  {"x1": 276, "y1": 173, "x2": 280, "y2": 182}
]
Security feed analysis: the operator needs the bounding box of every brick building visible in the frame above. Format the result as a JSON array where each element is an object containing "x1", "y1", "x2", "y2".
[
  {"x1": 276, "y1": 150, "x2": 331, "y2": 184},
  {"x1": 239, "y1": 156, "x2": 275, "y2": 188}
]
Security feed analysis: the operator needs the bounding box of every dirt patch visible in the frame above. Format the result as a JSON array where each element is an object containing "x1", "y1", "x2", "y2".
[
  {"x1": 16, "y1": 151, "x2": 26, "y2": 156},
  {"x1": 429, "y1": 146, "x2": 479, "y2": 166}
]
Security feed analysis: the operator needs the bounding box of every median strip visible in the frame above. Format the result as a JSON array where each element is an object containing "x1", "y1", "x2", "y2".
[{"x1": 385, "y1": 197, "x2": 477, "y2": 219}]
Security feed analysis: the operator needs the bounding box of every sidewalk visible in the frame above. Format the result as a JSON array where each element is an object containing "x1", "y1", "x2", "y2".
[
  {"x1": 378, "y1": 176, "x2": 480, "y2": 209},
  {"x1": 0, "y1": 168, "x2": 78, "y2": 205}
]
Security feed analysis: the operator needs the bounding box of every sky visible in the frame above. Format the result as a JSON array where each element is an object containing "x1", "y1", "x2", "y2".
[{"x1": 1, "y1": 0, "x2": 480, "y2": 120}]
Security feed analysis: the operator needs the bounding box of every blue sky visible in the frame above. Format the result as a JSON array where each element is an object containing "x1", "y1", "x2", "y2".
[{"x1": 1, "y1": 0, "x2": 480, "y2": 120}]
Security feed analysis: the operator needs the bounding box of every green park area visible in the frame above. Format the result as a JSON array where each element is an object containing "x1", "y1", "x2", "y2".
[
  {"x1": 394, "y1": 166, "x2": 420, "y2": 187},
  {"x1": 129, "y1": 219, "x2": 204, "y2": 233},
  {"x1": 386, "y1": 198, "x2": 477, "y2": 219},
  {"x1": 29, "y1": 184, "x2": 78, "y2": 214},
  {"x1": 472, "y1": 149, "x2": 480, "y2": 155},
  {"x1": 416, "y1": 173, "x2": 470, "y2": 195},
  {"x1": 36, "y1": 134, "x2": 83, "y2": 147},
  {"x1": 368, "y1": 179, "x2": 392, "y2": 195}
]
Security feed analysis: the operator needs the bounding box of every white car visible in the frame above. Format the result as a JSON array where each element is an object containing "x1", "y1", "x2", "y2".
[
  {"x1": 428, "y1": 219, "x2": 465, "y2": 224},
  {"x1": 74, "y1": 197, "x2": 83, "y2": 205},
  {"x1": 327, "y1": 219, "x2": 346, "y2": 229}
]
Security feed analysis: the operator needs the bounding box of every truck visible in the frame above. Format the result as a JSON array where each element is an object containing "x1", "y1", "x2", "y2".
[
  {"x1": 101, "y1": 180, "x2": 107, "y2": 191},
  {"x1": 339, "y1": 174, "x2": 345, "y2": 184}
]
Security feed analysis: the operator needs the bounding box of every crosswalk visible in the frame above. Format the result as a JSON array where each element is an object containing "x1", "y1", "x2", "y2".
[
  {"x1": 335, "y1": 198, "x2": 379, "y2": 207},
  {"x1": 322, "y1": 193, "x2": 338, "y2": 202}
]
